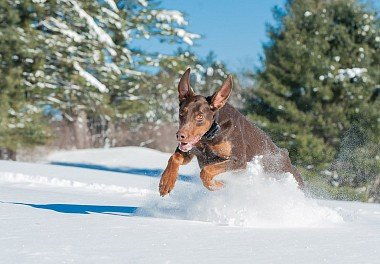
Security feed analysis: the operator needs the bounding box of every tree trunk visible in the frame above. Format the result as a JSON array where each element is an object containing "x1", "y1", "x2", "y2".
[
  {"x1": 367, "y1": 175, "x2": 380, "y2": 203},
  {"x1": 59, "y1": 110, "x2": 91, "y2": 149},
  {"x1": 68, "y1": 110, "x2": 91, "y2": 149},
  {"x1": 0, "y1": 147, "x2": 16, "y2": 160}
]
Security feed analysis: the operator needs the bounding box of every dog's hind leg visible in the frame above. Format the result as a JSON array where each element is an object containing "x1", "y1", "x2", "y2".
[
  {"x1": 200, "y1": 161, "x2": 229, "y2": 190},
  {"x1": 261, "y1": 150, "x2": 304, "y2": 190},
  {"x1": 279, "y1": 149, "x2": 305, "y2": 189},
  {"x1": 289, "y1": 165, "x2": 304, "y2": 190},
  {"x1": 200, "y1": 159, "x2": 246, "y2": 191}
]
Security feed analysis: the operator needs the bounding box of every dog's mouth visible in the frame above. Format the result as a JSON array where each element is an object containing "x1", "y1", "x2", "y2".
[
  {"x1": 178, "y1": 142, "x2": 193, "y2": 152},
  {"x1": 178, "y1": 137, "x2": 200, "y2": 152}
]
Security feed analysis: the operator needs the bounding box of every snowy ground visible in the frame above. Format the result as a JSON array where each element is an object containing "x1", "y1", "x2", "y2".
[{"x1": 1, "y1": 147, "x2": 379, "y2": 263}]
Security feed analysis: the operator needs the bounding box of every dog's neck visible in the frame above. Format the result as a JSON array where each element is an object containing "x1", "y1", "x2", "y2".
[{"x1": 201, "y1": 111, "x2": 221, "y2": 141}]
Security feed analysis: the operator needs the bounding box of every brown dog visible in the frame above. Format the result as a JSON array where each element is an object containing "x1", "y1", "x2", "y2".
[{"x1": 159, "y1": 68, "x2": 304, "y2": 196}]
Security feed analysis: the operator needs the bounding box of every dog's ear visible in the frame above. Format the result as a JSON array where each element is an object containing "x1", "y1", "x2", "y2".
[
  {"x1": 178, "y1": 68, "x2": 194, "y2": 102},
  {"x1": 210, "y1": 75, "x2": 233, "y2": 110}
]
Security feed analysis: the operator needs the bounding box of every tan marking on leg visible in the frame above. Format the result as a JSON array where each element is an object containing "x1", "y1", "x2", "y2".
[
  {"x1": 200, "y1": 161, "x2": 228, "y2": 191},
  {"x1": 209, "y1": 141, "x2": 232, "y2": 159}
]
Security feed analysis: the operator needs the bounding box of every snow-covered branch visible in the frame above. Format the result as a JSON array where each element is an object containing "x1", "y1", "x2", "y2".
[
  {"x1": 73, "y1": 62, "x2": 109, "y2": 93},
  {"x1": 69, "y1": 0, "x2": 117, "y2": 56}
]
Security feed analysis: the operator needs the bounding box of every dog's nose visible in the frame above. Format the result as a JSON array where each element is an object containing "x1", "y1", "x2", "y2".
[{"x1": 176, "y1": 132, "x2": 187, "y2": 141}]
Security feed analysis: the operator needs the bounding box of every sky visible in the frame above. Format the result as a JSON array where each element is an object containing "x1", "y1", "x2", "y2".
[
  {"x1": 136, "y1": 0, "x2": 379, "y2": 72},
  {"x1": 136, "y1": 0, "x2": 285, "y2": 72}
]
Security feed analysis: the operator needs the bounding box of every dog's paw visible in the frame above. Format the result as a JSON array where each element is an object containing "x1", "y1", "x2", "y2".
[
  {"x1": 203, "y1": 180, "x2": 224, "y2": 191},
  {"x1": 211, "y1": 180, "x2": 224, "y2": 190},
  {"x1": 159, "y1": 171, "x2": 177, "y2": 196}
]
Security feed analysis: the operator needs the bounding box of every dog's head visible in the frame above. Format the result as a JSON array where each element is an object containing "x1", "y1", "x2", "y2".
[{"x1": 176, "y1": 68, "x2": 233, "y2": 152}]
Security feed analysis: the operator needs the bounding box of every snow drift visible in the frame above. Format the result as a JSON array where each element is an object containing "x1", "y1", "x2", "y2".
[
  {"x1": 1, "y1": 147, "x2": 380, "y2": 263},
  {"x1": 140, "y1": 157, "x2": 344, "y2": 228}
]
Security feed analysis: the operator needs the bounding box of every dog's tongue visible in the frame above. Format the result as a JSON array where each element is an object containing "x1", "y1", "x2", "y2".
[{"x1": 178, "y1": 142, "x2": 194, "y2": 152}]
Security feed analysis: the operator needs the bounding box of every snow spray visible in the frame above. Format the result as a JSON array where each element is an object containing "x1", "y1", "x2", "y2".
[{"x1": 139, "y1": 156, "x2": 343, "y2": 228}]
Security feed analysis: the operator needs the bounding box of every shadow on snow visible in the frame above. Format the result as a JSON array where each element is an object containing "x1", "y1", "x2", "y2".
[
  {"x1": 2, "y1": 162, "x2": 197, "y2": 217},
  {"x1": 7, "y1": 202, "x2": 138, "y2": 216},
  {"x1": 50, "y1": 161, "x2": 194, "y2": 182}
]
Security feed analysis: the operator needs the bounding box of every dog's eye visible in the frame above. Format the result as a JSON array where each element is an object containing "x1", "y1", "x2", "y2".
[{"x1": 195, "y1": 114, "x2": 204, "y2": 121}]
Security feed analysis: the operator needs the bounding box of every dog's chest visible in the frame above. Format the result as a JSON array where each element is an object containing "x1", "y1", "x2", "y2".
[{"x1": 191, "y1": 141, "x2": 232, "y2": 167}]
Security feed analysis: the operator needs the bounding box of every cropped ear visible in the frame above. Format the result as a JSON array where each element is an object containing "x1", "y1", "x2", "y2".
[
  {"x1": 178, "y1": 68, "x2": 194, "y2": 101},
  {"x1": 210, "y1": 75, "x2": 233, "y2": 110}
]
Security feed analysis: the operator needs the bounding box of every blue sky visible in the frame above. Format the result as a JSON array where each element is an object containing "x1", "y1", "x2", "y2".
[
  {"x1": 137, "y1": 0, "x2": 285, "y2": 71},
  {"x1": 136, "y1": 0, "x2": 379, "y2": 72}
]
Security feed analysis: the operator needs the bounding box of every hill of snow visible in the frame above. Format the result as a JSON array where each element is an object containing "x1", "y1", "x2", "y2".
[{"x1": 1, "y1": 147, "x2": 379, "y2": 263}]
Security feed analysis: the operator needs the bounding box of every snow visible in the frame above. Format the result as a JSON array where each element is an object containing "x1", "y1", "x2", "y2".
[
  {"x1": 304, "y1": 11, "x2": 312, "y2": 17},
  {"x1": 142, "y1": 157, "x2": 343, "y2": 228},
  {"x1": 104, "y1": 0, "x2": 118, "y2": 12},
  {"x1": 319, "y1": 68, "x2": 367, "y2": 82},
  {"x1": 153, "y1": 10, "x2": 188, "y2": 25},
  {"x1": 1, "y1": 147, "x2": 380, "y2": 263},
  {"x1": 207, "y1": 67, "x2": 214, "y2": 76},
  {"x1": 174, "y1": 28, "x2": 200, "y2": 45},
  {"x1": 39, "y1": 17, "x2": 84, "y2": 43},
  {"x1": 138, "y1": 0, "x2": 148, "y2": 7},
  {"x1": 73, "y1": 62, "x2": 109, "y2": 93},
  {"x1": 0, "y1": 172, "x2": 152, "y2": 197},
  {"x1": 337, "y1": 68, "x2": 367, "y2": 81},
  {"x1": 69, "y1": 0, "x2": 117, "y2": 56}
]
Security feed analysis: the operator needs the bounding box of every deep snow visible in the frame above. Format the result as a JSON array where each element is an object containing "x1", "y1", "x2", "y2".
[{"x1": 1, "y1": 147, "x2": 379, "y2": 263}]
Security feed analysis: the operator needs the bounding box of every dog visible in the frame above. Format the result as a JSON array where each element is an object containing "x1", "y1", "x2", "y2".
[{"x1": 159, "y1": 68, "x2": 304, "y2": 196}]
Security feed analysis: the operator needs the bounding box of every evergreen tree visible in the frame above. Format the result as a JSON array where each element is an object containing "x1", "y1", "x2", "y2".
[
  {"x1": 1, "y1": 0, "x2": 200, "y2": 150},
  {"x1": 34, "y1": 0, "x2": 199, "y2": 147},
  {"x1": 244, "y1": 0, "x2": 379, "y2": 182},
  {"x1": 0, "y1": 0, "x2": 49, "y2": 158}
]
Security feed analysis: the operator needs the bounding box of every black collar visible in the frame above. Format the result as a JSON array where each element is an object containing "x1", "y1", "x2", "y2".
[{"x1": 202, "y1": 121, "x2": 221, "y2": 140}]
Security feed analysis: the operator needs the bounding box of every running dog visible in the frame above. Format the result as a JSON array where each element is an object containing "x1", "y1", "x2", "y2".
[{"x1": 159, "y1": 68, "x2": 304, "y2": 196}]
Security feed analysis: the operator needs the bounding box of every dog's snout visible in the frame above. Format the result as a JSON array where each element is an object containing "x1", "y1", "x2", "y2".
[{"x1": 176, "y1": 131, "x2": 187, "y2": 141}]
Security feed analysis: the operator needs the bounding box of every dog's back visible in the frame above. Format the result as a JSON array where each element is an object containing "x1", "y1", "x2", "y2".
[
  {"x1": 200, "y1": 103, "x2": 304, "y2": 187},
  {"x1": 220, "y1": 103, "x2": 278, "y2": 157}
]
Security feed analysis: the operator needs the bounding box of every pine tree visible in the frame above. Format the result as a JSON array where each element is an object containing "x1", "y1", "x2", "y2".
[
  {"x1": 244, "y1": 0, "x2": 379, "y2": 190},
  {"x1": 0, "y1": 0, "x2": 49, "y2": 158},
  {"x1": 1, "y1": 0, "x2": 200, "y2": 150}
]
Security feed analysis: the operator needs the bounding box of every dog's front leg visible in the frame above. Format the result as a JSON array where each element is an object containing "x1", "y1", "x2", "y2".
[
  {"x1": 200, "y1": 158, "x2": 246, "y2": 191},
  {"x1": 159, "y1": 149, "x2": 193, "y2": 196},
  {"x1": 200, "y1": 160, "x2": 230, "y2": 190}
]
